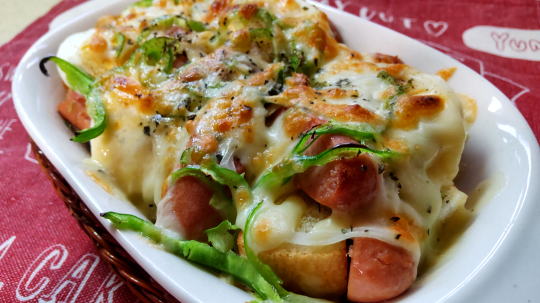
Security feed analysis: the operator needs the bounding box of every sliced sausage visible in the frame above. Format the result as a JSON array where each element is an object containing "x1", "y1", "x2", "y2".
[
  {"x1": 169, "y1": 176, "x2": 222, "y2": 241},
  {"x1": 295, "y1": 134, "x2": 379, "y2": 212},
  {"x1": 295, "y1": 156, "x2": 379, "y2": 212},
  {"x1": 57, "y1": 89, "x2": 90, "y2": 130},
  {"x1": 347, "y1": 238, "x2": 416, "y2": 302},
  {"x1": 233, "y1": 157, "x2": 246, "y2": 174}
]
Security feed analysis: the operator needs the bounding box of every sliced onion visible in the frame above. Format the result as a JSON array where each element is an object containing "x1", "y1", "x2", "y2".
[
  {"x1": 289, "y1": 225, "x2": 421, "y2": 264},
  {"x1": 218, "y1": 138, "x2": 237, "y2": 171}
]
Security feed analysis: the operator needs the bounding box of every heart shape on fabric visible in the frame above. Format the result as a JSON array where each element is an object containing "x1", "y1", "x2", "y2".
[{"x1": 424, "y1": 21, "x2": 448, "y2": 37}]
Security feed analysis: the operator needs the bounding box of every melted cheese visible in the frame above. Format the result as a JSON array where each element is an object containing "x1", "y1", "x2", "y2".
[{"x1": 59, "y1": 0, "x2": 475, "y2": 276}]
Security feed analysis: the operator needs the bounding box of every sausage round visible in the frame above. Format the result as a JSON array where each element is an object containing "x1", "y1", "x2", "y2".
[
  {"x1": 57, "y1": 89, "x2": 90, "y2": 130},
  {"x1": 347, "y1": 237, "x2": 416, "y2": 302},
  {"x1": 169, "y1": 176, "x2": 223, "y2": 241},
  {"x1": 295, "y1": 134, "x2": 379, "y2": 212}
]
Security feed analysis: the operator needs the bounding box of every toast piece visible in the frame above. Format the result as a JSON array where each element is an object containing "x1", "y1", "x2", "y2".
[{"x1": 238, "y1": 235, "x2": 347, "y2": 299}]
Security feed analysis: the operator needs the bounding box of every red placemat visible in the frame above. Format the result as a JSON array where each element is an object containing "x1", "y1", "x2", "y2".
[{"x1": 0, "y1": 1, "x2": 538, "y2": 302}]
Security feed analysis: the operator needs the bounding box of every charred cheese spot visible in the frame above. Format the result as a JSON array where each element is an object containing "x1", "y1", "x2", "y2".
[
  {"x1": 382, "y1": 138, "x2": 409, "y2": 153},
  {"x1": 273, "y1": 82, "x2": 383, "y2": 125},
  {"x1": 230, "y1": 29, "x2": 252, "y2": 52},
  {"x1": 319, "y1": 103, "x2": 383, "y2": 124},
  {"x1": 283, "y1": 109, "x2": 326, "y2": 138},
  {"x1": 81, "y1": 32, "x2": 114, "y2": 75},
  {"x1": 189, "y1": 134, "x2": 219, "y2": 161},
  {"x1": 393, "y1": 95, "x2": 445, "y2": 129},
  {"x1": 254, "y1": 217, "x2": 272, "y2": 245},
  {"x1": 382, "y1": 64, "x2": 407, "y2": 79},
  {"x1": 179, "y1": 68, "x2": 205, "y2": 82},
  {"x1": 290, "y1": 73, "x2": 311, "y2": 86},
  {"x1": 109, "y1": 76, "x2": 155, "y2": 113},
  {"x1": 214, "y1": 104, "x2": 253, "y2": 132},
  {"x1": 210, "y1": 0, "x2": 230, "y2": 15},
  {"x1": 239, "y1": 3, "x2": 259, "y2": 19},
  {"x1": 388, "y1": 214, "x2": 425, "y2": 243},
  {"x1": 326, "y1": 59, "x2": 378, "y2": 75},
  {"x1": 86, "y1": 170, "x2": 112, "y2": 194},
  {"x1": 87, "y1": 32, "x2": 108, "y2": 53},
  {"x1": 459, "y1": 94, "x2": 477, "y2": 125},
  {"x1": 319, "y1": 88, "x2": 360, "y2": 99},
  {"x1": 185, "y1": 120, "x2": 196, "y2": 135},
  {"x1": 245, "y1": 64, "x2": 282, "y2": 86},
  {"x1": 436, "y1": 67, "x2": 457, "y2": 81},
  {"x1": 173, "y1": 52, "x2": 189, "y2": 68},
  {"x1": 307, "y1": 23, "x2": 339, "y2": 61},
  {"x1": 373, "y1": 53, "x2": 403, "y2": 64}
]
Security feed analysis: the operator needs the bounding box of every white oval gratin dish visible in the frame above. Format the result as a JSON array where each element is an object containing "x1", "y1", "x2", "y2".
[{"x1": 12, "y1": 0, "x2": 540, "y2": 302}]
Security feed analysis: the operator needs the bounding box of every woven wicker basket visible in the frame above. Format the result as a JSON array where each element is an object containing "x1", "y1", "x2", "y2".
[{"x1": 32, "y1": 142, "x2": 179, "y2": 303}]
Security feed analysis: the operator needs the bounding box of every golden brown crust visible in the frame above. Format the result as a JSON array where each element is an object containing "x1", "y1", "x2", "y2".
[
  {"x1": 436, "y1": 67, "x2": 457, "y2": 81},
  {"x1": 108, "y1": 76, "x2": 155, "y2": 114},
  {"x1": 283, "y1": 109, "x2": 325, "y2": 138},
  {"x1": 187, "y1": 95, "x2": 255, "y2": 159},
  {"x1": 382, "y1": 63, "x2": 407, "y2": 79},
  {"x1": 393, "y1": 95, "x2": 445, "y2": 129},
  {"x1": 260, "y1": 242, "x2": 348, "y2": 299},
  {"x1": 270, "y1": 74, "x2": 384, "y2": 125},
  {"x1": 373, "y1": 53, "x2": 403, "y2": 64}
]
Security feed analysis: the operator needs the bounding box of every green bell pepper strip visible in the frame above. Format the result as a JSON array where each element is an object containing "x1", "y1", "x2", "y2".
[
  {"x1": 280, "y1": 293, "x2": 333, "y2": 303},
  {"x1": 170, "y1": 159, "x2": 254, "y2": 221},
  {"x1": 186, "y1": 19, "x2": 206, "y2": 32},
  {"x1": 243, "y1": 202, "x2": 288, "y2": 297},
  {"x1": 256, "y1": 145, "x2": 396, "y2": 190},
  {"x1": 179, "y1": 148, "x2": 192, "y2": 165},
  {"x1": 205, "y1": 220, "x2": 240, "y2": 253},
  {"x1": 255, "y1": 8, "x2": 276, "y2": 27},
  {"x1": 291, "y1": 122, "x2": 377, "y2": 155},
  {"x1": 140, "y1": 37, "x2": 176, "y2": 73},
  {"x1": 101, "y1": 212, "x2": 281, "y2": 301},
  {"x1": 39, "y1": 56, "x2": 106, "y2": 143},
  {"x1": 132, "y1": 0, "x2": 153, "y2": 7},
  {"x1": 170, "y1": 166, "x2": 236, "y2": 221},
  {"x1": 178, "y1": 148, "x2": 251, "y2": 202},
  {"x1": 175, "y1": 160, "x2": 286, "y2": 295},
  {"x1": 138, "y1": 15, "x2": 205, "y2": 43},
  {"x1": 113, "y1": 32, "x2": 126, "y2": 58},
  {"x1": 40, "y1": 56, "x2": 93, "y2": 96},
  {"x1": 378, "y1": 70, "x2": 413, "y2": 95},
  {"x1": 377, "y1": 71, "x2": 413, "y2": 110},
  {"x1": 71, "y1": 87, "x2": 107, "y2": 143},
  {"x1": 199, "y1": 161, "x2": 250, "y2": 193},
  {"x1": 175, "y1": 153, "x2": 286, "y2": 295},
  {"x1": 250, "y1": 28, "x2": 274, "y2": 39}
]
